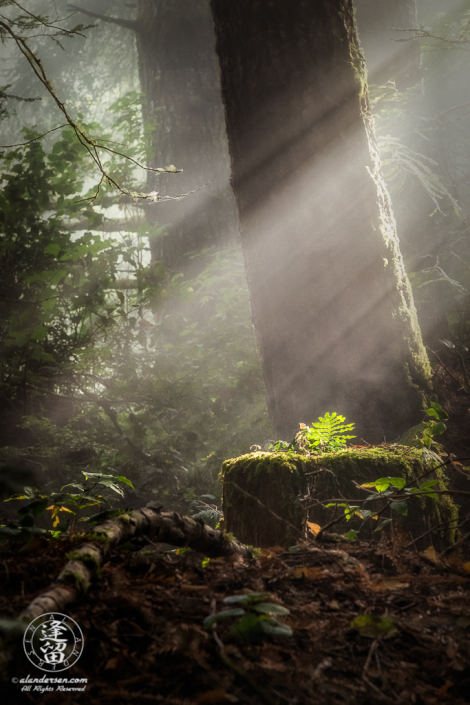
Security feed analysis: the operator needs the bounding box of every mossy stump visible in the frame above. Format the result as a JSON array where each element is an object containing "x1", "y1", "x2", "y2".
[
  {"x1": 220, "y1": 452, "x2": 306, "y2": 548},
  {"x1": 220, "y1": 447, "x2": 458, "y2": 551}
]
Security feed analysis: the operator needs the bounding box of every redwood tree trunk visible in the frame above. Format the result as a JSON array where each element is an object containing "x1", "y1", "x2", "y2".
[
  {"x1": 135, "y1": 0, "x2": 238, "y2": 269},
  {"x1": 210, "y1": 0, "x2": 432, "y2": 442}
]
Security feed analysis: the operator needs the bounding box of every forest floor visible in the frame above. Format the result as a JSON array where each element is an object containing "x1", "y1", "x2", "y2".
[
  {"x1": 1, "y1": 359, "x2": 470, "y2": 705},
  {"x1": 1, "y1": 529, "x2": 470, "y2": 705}
]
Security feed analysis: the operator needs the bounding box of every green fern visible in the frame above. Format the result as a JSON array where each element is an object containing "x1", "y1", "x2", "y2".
[
  {"x1": 298, "y1": 412, "x2": 355, "y2": 453},
  {"x1": 191, "y1": 508, "x2": 223, "y2": 528}
]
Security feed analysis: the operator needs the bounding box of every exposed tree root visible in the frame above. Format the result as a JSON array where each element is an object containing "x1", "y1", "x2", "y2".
[{"x1": 19, "y1": 507, "x2": 252, "y2": 621}]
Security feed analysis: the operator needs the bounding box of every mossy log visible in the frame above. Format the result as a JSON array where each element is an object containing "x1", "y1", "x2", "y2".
[
  {"x1": 220, "y1": 447, "x2": 458, "y2": 550},
  {"x1": 19, "y1": 508, "x2": 252, "y2": 622}
]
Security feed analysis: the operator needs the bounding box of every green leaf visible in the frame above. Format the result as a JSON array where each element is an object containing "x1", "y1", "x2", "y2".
[
  {"x1": 30, "y1": 325, "x2": 48, "y2": 341},
  {"x1": 49, "y1": 269, "x2": 67, "y2": 285},
  {"x1": 0, "y1": 526, "x2": 23, "y2": 538},
  {"x1": 259, "y1": 618, "x2": 293, "y2": 637},
  {"x1": 375, "y1": 518, "x2": 393, "y2": 532},
  {"x1": 223, "y1": 592, "x2": 270, "y2": 605},
  {"x1": 203, "y1": 608, "x2": 245, "y2": 628},
  {"x1": 429, "y1": 421, "x2": 447, "y2": 436},
  {"x1": 229, "y1": 613, "x2": 267, "y2": 643},
  {"x1": 390, "y1": 501, "x2": 408, "y2": 516},
  {"x1": 425, "y1": 402, "x2": 449, "y2": 421},
  {"x1": 44, "y1": 243, "x2": 61, "y2": 256},
  {"x1": 361, "y1": 477, "x2": 392, "y2": 492},
  {"x1": 388, "y1": 477, "x2": 406, "y2": 490},
  {"x1": 420, "y1": 480, "x2": 439, "y2": 489},
  {"x1": 343, "y1": 505, "x2": 359, "y2": 520},
  {"x1": 95, "y1": 480, "x2": 124, "y2": 496},
  {"x1": 252, "y1": 603, "x2": 290, "y2": 615},
  {"x1": 117, "y1": 475, "x2": 134, "y2": 488}
]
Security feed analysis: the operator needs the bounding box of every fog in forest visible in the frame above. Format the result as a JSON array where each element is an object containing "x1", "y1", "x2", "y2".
[{"x1": 0, "y1": 0, "x2": 469, "y2": 523}]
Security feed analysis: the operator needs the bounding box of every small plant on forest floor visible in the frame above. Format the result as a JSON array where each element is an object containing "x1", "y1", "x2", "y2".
[
  {"x1": 203, "y1": 592, "x2": 292, "y2": 643},
  {"x1": 269, "y1": 412, "x2": 355, "y2": 455},
  {"x1": 188, "y1": 496, "x2": 223, "y2": 528},
  {"x1": 1, "y1": 472, "x2": 133, "y2": 542}
]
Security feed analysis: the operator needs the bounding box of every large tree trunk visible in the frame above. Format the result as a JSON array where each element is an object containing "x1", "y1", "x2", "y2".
[
  {"x1": 210, "y1": 0, "x2": 432, "y2": 443},
  {"x1": 135, "y1": 0, "x2": 238, "y2": 269}
]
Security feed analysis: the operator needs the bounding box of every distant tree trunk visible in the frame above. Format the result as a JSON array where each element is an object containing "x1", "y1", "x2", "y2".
[
  {"x1": 354, "y1": 0, "x2": 421, "y2": 91},
  {"x1": 135, "y1": 0, "x2": 238, "y2": 269},
  {"x1": 210, "y1": 0, "x2": 432, "y2": 443}
]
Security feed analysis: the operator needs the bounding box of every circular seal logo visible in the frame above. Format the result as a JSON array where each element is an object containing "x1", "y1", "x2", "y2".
[{"x1": 23, "y1": 612, "x2": 84, "y2": 672}]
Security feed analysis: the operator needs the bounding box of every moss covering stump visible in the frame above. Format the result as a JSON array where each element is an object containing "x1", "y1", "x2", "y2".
[
  {"x1": 220, "y1": 447, "x2": 458, "y2": 550},
  {"x1": 220, "y1": 452, "x2": 306, "y2": 547}
]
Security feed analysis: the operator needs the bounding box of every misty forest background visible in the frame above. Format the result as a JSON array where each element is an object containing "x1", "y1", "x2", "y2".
[{"x1": 0, "y1": 0, "x2": 469, "y2": 532}]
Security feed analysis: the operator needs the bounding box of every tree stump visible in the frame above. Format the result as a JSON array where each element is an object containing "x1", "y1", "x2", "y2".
[
  {"x1": 220, "y1": 447, "x2": 458, "y2": 550},
  {"x1": 220, "y1": 452, "x2": 306, "y2": 548}
]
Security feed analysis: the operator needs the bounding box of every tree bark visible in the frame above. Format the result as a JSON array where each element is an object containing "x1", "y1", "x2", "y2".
[
  {"x1": 210, "y1": 0, "x2": 432, "y2": 443},
  {"x1": 135, "y1": 0, "x2": 238, "y2": 269}
]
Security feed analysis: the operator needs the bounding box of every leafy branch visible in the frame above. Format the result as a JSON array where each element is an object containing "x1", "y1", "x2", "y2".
[{"x1": 0, "y1": 4, "x2": 205, "y2": 205}]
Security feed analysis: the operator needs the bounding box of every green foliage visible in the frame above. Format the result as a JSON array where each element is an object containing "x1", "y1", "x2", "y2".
[
  {"x1": 0, "y1": 89, "x2": 269, "y2": 522},
  {"x1": 189, "y1": 497, "x2": 223, "y2": 529},
  {"x1": 1, "y1": 471, "x2": 133, "y2": 540},
  {"x1": 418, "y1": 402, "x2": 449, "y2": 449},
  {"x1": 270, "y1": 412, "x2": 355, "y2": 455},
  {"x1": 203, "y1": 592, "x2": 292, "y2": 643},
  {"x1": 298, "y1": 413, "x2": 356, "y2": 452},
  {"x1": 0, "y1": 120, "x2": 159, "y2": 400},
  {"x1": 324, "y1": 467, "x2": 447, "y2": 540}
]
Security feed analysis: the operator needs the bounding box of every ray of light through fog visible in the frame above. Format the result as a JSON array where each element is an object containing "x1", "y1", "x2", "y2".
[
  {"x1": 0, "y1": 0, "x2": 466, "y2": 441},
  {"x1": 142, "y1": 17, "x2": 416, "y2": 424}
]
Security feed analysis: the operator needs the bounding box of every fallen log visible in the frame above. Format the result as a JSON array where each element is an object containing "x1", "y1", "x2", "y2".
[{"x1": 19, "y1": 507, "x2": 252, "y2": 621}]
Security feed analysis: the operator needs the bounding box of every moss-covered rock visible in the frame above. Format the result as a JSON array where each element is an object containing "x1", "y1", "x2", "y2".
[{"x1": 220, "y1": 446, "x2": 457, "y2": 550}]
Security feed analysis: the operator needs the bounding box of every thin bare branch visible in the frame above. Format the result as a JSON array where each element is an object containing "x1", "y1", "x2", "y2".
[
  {"x1": 9, "y1": 0, "x2": 86, "y2": 36},
  {"x1": 391, "y1": 27, "x2": 470, "y2": 51},
  {"x1": 67, "y1": 4, "x2": 138, "y2": 32},
  {"x1": 0, "y1": 9, "x2": 201, "y2": 205},
  {"x1": 0, "y1": 123, "x2": 67, "y2": 148}
]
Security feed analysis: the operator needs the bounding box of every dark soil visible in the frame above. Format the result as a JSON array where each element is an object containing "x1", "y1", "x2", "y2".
[{"x1": 1, "y1": 527, "x2": 470, "y2": 705}]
